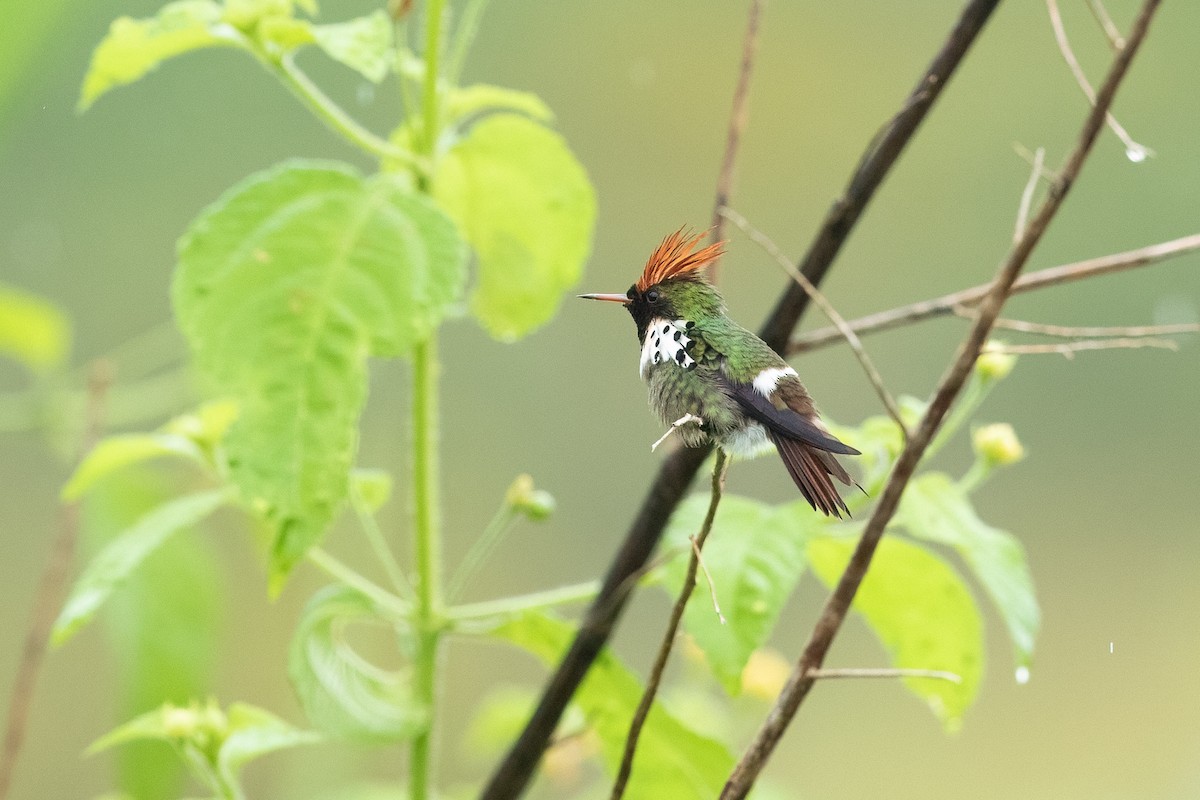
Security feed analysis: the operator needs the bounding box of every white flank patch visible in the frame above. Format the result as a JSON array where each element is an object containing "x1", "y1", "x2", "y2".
[
  {"x1": 639, "y1": 318, "x2": 696, "y2": 378},
  {"x1": 752, "y1": 366, "x2": 797, "y2": 398},
  {"x1": 722, "y1": 423, "x2": 773, "y2": 458}
]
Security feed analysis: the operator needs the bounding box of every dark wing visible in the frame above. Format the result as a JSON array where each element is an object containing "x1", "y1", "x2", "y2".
[
  {"x1": 726, "y1": 381, "x2": 860, "y2": 455},
  {"x1": 721, "y1": 376, "x2": 859, "y2": 518}
]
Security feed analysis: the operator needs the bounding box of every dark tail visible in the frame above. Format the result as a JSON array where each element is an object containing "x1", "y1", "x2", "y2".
[{"x1": 769, "y1": 431, "x2": 853, "y2": 518}]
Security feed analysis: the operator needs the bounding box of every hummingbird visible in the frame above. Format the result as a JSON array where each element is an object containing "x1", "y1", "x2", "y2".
[{"x1": 580, "y1": 229, "x2": 859, "y2": 517}]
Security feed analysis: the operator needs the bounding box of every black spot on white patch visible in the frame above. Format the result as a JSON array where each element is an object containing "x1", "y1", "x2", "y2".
[
  {"x1": 662, "y1": 324, "x2": 670, "y2": 334},
  {"x1": 673, "y1": 330, "x2": 682, "y2": 342}
]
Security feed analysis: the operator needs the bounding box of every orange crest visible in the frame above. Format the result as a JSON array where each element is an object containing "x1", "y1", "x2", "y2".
[{"x1": 635, "y1": 228, "x2": 726, "y2": 292}]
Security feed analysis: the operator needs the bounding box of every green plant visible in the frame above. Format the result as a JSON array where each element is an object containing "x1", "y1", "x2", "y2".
[{"x1": 21, "y1": 1, "x2": 1179, "y2": 798}]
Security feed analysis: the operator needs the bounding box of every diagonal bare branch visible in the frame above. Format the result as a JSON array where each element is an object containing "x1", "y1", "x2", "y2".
[
  {"x1": 609, "y1": 453, "x2": 728, "y2": 800},
  {"x1": 707, "y1": 0, "x2": 765, "y2": 284},
  {"x1": 0, "y1": 362, "x2": 112, "y2": 800}
]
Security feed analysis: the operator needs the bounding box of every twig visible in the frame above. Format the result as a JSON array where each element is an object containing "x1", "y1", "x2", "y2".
[
  {"x1": 707, "y1": 0, "x2": 765, "y2": 284},
  {"x1": 1013, "y1": 147, "x2": 1045, "y2": 243},
  {"x1": 789, "y1": 232, "x2": 1200, "y2": 354},
  {"x1": 806, "y1": 667, "x2": 962, "y2": 684},
  {"x1": 481, "y1": 3, "x2": 1002, "y2": 795},
  {"x1": 957, "y1": 309, "x2": 1200, "y2": 340},
  {"x1": 0, "y1": 361, "x2": 112, "y2": 800},
  {"x1": 690, "y1": 536, "x2": 726, "y2": 624},
  {"x1": 988, "y1": 337, "x2": 1178, "y2": 357},
  {"x1": 609, "y1": 452, "x2": 728, "y2": 800},
  {"x1": 722, "y1": 3, "x2": 1161, "y2": 795},
  {"x1": 1086, "y1": 0, "x2": 1126, "y2": 50},
  {"x1": 1013, "y1": 142, "x2": 1057, "y2": 182},
  {"x1": 720, "y1": 206, "x2": 907, "y2": 435},
  {"x1": 1046, "y1": 0, "x2": 1149, "y2": 161}
]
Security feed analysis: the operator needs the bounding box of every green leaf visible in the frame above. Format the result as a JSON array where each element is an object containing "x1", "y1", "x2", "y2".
[
  {"x1": 310, "y1": 10, "x2": 393, "y2": 83},
  {"x1": 896, "y1": 472, "x2": 1040, "y2": 669},
  {"x1": 217, "y1": 702, "x2": 319, "y2": 786},
  {"x1": 83, "y1": 468, "x2": 223, "y2": 800},
  {"x1": 79, "y1": 0, "x2": 233, "y2": 111},
  {"x1": 62, "y1": 433, "x2": 206, "y2": 501},
  {"x1": 435, "y1": 114, "x2": 595, "y2": 341},
  {"x1": 53, "y1": 488, "x2": 230, "y2": 645},
  {"x1": 493, "y1": 611, "x2": 733, "y2": 798},
  {"x1": 0, "y1": 282, "x2": 70, "y2": 372},
  {"x1": 173, "y1": 160, "x2": 466, "y2": 582},
  {"x1": 288, "y1": 585, "x2": 427, "y2": 743},
  {"x1": 661, "y1": 494, "x2": 816, "y2": 694},
  {"x1": 223, "y1": 0, "x2": 316, "y2": 30},
  {"x1": 444, "y1": 84, "x2": 554, "y2": 126},
  {"x1": 807, "y1": 534, "x2": 984, "y2": 730},
  {"x1": 87, "y1": 707, "x2": 182, "y2": 755}
]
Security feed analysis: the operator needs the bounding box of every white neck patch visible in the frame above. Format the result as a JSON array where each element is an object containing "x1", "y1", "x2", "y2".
[{"x1": 639, "y1": 318, "x2": 696, "y2": 378}]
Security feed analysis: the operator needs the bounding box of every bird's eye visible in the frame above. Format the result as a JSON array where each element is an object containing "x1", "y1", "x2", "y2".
[{"x1": 646, "y1": 289, "x2": 660, "y2": 304}]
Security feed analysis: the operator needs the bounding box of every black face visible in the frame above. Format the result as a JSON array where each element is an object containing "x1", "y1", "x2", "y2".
[{"x1": 624, "y1": 283, "x2": 674, "y2": 342}]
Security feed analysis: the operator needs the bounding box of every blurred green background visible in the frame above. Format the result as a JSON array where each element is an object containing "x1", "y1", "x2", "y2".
[{"x1": 2, "y1": 1, "x2": 1199, "y2": 798}]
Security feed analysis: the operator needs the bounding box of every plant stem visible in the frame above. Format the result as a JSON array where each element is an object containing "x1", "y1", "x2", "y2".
[
  {"x1": 447, "y1": 505, "x2": 517, "y2": 602},
  {"x1": 408, "y1": 2, "x2": 447, "y2": 794},
  {"x1": 307, "y1": 548, "x2": 410, "y2": 618},
  {"x1": 448, "y1": 581, "x2": 601, "y2": 627},
  {"x1": 409, "y1": 335, "x2": 443, "y2": 800},
  {"x1": 420, "y1": 0, "x2": 446, "y2": 161},
  {"x1": 267, "y1": 51, "x2": 420, "y2": 168},
  {"x1": 350, "y1": 484, "x2": 415, "y2": 600}
]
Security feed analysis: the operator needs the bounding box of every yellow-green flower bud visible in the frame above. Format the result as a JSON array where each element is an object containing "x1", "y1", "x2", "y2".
[
  {"x1": 505, "y1": 474, "x2": 555, "y2": 520},
  {"x1": 161, "y1": 704, "x2": 199, "y2": 739},
  {"x1": 973, "y1": 423, "x2": 1025, "y2": 466},
  {"x1": 976, "y1": 344, "x2": 1017, "y2": 382},
  {"x1": 740, "y1": 648, "x2": 791, "y2": 701}
]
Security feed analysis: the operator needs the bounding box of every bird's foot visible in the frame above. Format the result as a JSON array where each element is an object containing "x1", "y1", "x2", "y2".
[{"x1": 650, "y1": 413, "x2": 704, "y2": 452}]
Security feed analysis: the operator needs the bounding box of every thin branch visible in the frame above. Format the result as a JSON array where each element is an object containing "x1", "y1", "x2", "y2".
[
  {"x1": 720, "y1": 206, "x2": 907, "y2": 434},
  {"x1": 481, "y1": 3, "x2": 1002, "y2": 795},
  {"x1": 987, "y1": 337, "x2": 1178, "y2": 357},
  {"x1": 0, "y1": 361, "x2": 112, "y2": 800},
  {"x1": 610, "y1": 452, "x2": 728, "y2": 800},
  {"x1": 957, "y1": 309, "x2": 1200, "y2": 339},
  {"x1": 707, "y1": 0, "x2": 765, "y2": 283},
  {"x1": 806, "y1": 667, "x2": 962, "y2": 684},
  {"x1": 1046, "y1": 0, "x2": 1149, "y2": 161},
  {"x1": 1086, "y1": 0, "x2": 1126, "y2": 50},
  {"x1": 789, "y1": 231, "x2": 1200, "y2": 354},
  {"x1": 1013, "y1": 147, "x2": 1045, "y2": 243},
  {"x1": 723, "y1": 3, "x2": 1161, "y2": 795},
  {"x1": 1013, "y1": 142, "x2": 1058, "y2": 181},
  {"x1": 691, "y1": 536, "x2": 726, "y2": 624}
]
